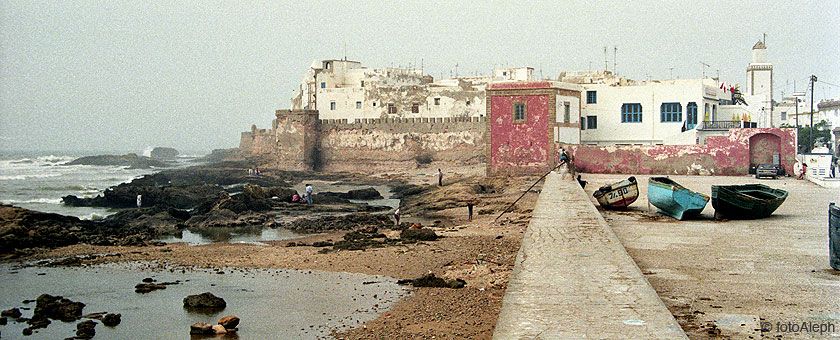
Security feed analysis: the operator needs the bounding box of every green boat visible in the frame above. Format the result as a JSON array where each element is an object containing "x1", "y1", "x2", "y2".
[
  {"x1": 711, "y1": 184, "x2": 788, "y2": 219},
  {"x1": 648, "y1": 177, "x2": 709, "y2": 220}
]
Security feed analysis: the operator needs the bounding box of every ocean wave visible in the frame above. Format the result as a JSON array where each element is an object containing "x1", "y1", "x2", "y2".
[
  {"x1": 1, "y1": 198, "x2": 63, "y2": 205},
  {"x1": 0, "y1": 173, "x2": 62, "y2": 181}
]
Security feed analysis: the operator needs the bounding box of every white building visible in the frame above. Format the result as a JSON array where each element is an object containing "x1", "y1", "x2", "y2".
[
  {"x1": 290, "y1": 60, "x2": 532, "y2": 121},
  {"x1": 574, "y1": 77, "x2": 735, "y2": 145}
]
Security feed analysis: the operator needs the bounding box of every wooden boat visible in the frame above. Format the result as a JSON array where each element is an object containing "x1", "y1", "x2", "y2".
[
  {"x1": 593, "y1": 177, "x2": 638, "y2": 209},
  {"x1": 711, "y1": 184, "x2": 788, "y2": 219},
  {"x1": 647, "y1": 177, "x2": 709, "y2": 220}
]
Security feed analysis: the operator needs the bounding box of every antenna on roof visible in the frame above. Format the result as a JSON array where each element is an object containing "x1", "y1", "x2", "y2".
[
  {"x1": 604, "y1": 46, "x2": 608, "y2": 71},
  {"x1": 343, "y1": 43, "x2": 347, "y2": 61},
  {"x1": 613, "y1": 46, "x2": 617, "y2": 75}
]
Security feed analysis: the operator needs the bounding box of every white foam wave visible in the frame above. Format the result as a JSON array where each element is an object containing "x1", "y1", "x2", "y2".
[
  {"x1": 1, "y1": 198, "x2": 63, "y2": 204},
  {"x1": 79, "y1": 213, "x2": 105, "y2": 221},
  {"x1": 0, "y1": 173, "x2": 62, "y2": 181}
]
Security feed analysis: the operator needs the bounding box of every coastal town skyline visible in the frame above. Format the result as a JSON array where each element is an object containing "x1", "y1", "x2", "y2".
[{"x1": 1, "y1": 1, "x2": 838, "y2": 153}]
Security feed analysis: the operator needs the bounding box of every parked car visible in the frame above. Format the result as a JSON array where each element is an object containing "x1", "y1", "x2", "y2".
[{"x1": 755, "y1": 164, "x2": 781, "y2": 179}]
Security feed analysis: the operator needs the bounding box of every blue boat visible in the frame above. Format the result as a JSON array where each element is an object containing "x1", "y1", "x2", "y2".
[{"x1": 648, "y1": 177, "x2": 709, "y2": 220}]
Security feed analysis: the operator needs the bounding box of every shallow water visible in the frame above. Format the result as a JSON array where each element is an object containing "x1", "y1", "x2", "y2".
[
  {"x1": 157, "y1": 228, "x2": 308, "y2": 246},
  {"x1": 0, "y1": 262, "x2": 409, "y2": 339}
]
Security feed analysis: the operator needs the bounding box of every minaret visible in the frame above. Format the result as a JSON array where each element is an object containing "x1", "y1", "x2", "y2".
[{"x1": 746, "y1": 40, "x2": 774, "y2": 127}]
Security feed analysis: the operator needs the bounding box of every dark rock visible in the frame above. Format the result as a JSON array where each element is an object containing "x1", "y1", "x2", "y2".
[
  {"x1": 218, "y1": 315, "x2": 240, "y2": 329},
  {"x1": 102, "y1": 313, "x2": 121, "y2": 327},
  {"x1": 142, "y1": 277, "x2": 155, "y2": 283},
  {"x1": 135, "y1": 283, "x2": 167, "y2": 293},
  {"x1": 322, "y1": 188, "x2": 383, "y2": 200},
  {"x1": 190, "y1": 321, "x2": 214, "y2": 335},
  {"x1": 410, "y1": 273, "x2": 466, "y2": 289},
  {"x1": 33, "y1": 294, "x2": 85, "y2": 322},
  {"x1": 2, "y1": 308, "x2": 21, "y2": 318},
  {"x1": 400, "y1": 228, "x2": 439, "y2": 241},
  {"x1": 65, "y1": 153, "x2": 169, "y2": 169},
  {"x1": 0, "y1": 316, "x2": 6, "y2": 325},
  {"x1": 26, "y1": 317, "x2": 50, "y2": 329},
  {"x1": 183, "y1": 292, "x2": 226, "y2": 309},
  {"x1": 76, "y1": 320, "x2": 96, "y2": 339},
  {"x1": 150, "y1": 147, "x2": 179, "y2": 160},
  {"x1": 22, "y1": 327, "x2": 32, "y2": 336},
  {"x1": 311, "y1": 241, "x2": 333, "y2": 247}
]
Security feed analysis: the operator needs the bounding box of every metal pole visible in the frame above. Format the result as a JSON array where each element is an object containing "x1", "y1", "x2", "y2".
[
  {"x1": 810, "y1": 75, "x2": 817, "y2": 151},
  {"x1": 795, "y1": 97, "x2": 799, "y2": 152}
]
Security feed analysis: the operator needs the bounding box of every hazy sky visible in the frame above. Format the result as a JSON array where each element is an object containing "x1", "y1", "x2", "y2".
[{"x1": 1, "y1": 1, "x2": 838, "y2": 154}]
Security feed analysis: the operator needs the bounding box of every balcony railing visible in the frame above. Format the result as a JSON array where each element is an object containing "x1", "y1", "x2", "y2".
[{"x1": 698, "y1": 120, "x2": 757, "y2": 130}]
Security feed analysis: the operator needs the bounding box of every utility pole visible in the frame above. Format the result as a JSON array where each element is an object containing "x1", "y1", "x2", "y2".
[
  {"x1": 613, "y1": 46, "x2": 617, "y2": 75},
  {"x1": 809, "y1": 75, "x2": 818, "y2": 151}
]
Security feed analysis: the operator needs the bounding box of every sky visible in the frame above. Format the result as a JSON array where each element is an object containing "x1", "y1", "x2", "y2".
[{"x1": 1, "y1": 1, "x2": 838, "y2": 154}]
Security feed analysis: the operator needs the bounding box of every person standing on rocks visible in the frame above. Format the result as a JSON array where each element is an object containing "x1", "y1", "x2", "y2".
[
  {"x1": 438, "y1": 169, "x2": 443, "y2": 186},
  {"x1": 136, "y1": 193, "x2": 142, "y2": 210},
  {"x1": 467, "y1": 200, "x2": 474, "y2": 222},
  {"x1": 394, "y1": 207, "x2": 401, "y2": 225},
  {"x1": 305, "y1": 184, "x2": 313, "y2": 204}
]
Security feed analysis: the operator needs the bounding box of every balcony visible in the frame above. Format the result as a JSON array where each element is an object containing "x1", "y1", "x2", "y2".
[{"x1": 697, "y1": 120, "x2": 757, "y2": 131}]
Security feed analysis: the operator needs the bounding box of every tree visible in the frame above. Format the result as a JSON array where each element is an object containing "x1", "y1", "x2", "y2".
[{"x1": 780, "y1": 120, "x2": 833, "y2": 154}]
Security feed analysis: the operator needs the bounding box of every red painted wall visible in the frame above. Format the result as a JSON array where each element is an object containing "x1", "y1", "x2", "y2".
[
  {"x1": 566, "y1": 128, "x2": 796, "y2": 176},
  {"x1": 490, "y1": 94, "x2": 551, "y2": 175}
]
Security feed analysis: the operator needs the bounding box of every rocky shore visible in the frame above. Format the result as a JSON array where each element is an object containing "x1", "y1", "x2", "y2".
[{"x1": 1, "y1": 162, "x2": 541, "y2": 339}]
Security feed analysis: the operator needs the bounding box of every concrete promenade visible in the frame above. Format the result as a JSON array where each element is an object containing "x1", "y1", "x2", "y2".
[{"x1": 492, "y1": 173, "x2": 687, "y2": 339}]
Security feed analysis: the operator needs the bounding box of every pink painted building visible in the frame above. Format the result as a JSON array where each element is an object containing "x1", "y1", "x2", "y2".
[{"x1": 486, "y1": 82, "x2": 582, "y2": 176}]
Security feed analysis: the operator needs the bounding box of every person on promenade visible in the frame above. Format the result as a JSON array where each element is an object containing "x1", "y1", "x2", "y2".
[{"x1": 305, "y1": 184, "x2": 313, "y2": 204}]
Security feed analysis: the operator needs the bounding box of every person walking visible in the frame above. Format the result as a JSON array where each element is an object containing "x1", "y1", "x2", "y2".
[
  {"x1": 438, "y1": 169, "x2": 443, "y2": 186},
  {"x1": 305, "y1": 184, "x2": 313, "y2": 204},
  {"x1": 467, "y1": 200, "x2": 474, "y2": 222},
  {"x1": 136, "y1": 193, "x2": 142, "y2": 210},
  {"x1": 831, "y1": 158, "x2": 836, "y2": 178}
]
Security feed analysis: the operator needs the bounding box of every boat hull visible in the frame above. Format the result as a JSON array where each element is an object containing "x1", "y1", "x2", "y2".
[
  {"x1": 711, "y1": 184, "x2": 788, "y2": 219},
  {"x1": 593, "y1": 177, "x2": 639, "y2": 209},
  {"x1": 648, "y1": 177, "x2": 709, "y2": 220}
]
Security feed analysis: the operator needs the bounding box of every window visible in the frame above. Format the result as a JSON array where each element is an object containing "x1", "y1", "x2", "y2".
[
  {"x1": 373, "y1": 102, "x2": 376, "y2": 107},
  {"x1": 320, "y1": 82, "x2": 326, "y2": 89},
  {"x1": 330, "y1": 101, "x2": 336, "y2": 110},
  {"x1": 434, "y1": 98, "x2": 440, "y2": 105},
  {"x1": 513, "y1": 103, "x2": 526, "y2": 122},
  {"x1": 660, "y1": 102, "x2": 682, "y2": 122},
  {"x1": 356, "y1": 101, "x2": 362, "y2": 109},
  {"x1": 564, "y1": 101, "x2": 570, "y2": 123},
  {"x1": 581, "y1": 121, "x2": 586, "y2": 130},
  {"x1": 360, "y1": 80, "x2": 364, "y2": 87},
  {"x1": 411, "y1": 103, "x2": 419, "y2": 113},
  {"x1": 586, "y1": 91, "x2": 597, "y2": 104},
  {"x1": 621, "y1": 103, "x2": 643, "y2": 123},
  {"x1": 781, "y1": 110, "x2": 786, "y2": 121},
  {"x1": 388, "y1": 104, "x2": 396, "y2": 114},
  {"x1": 704, "y1": 103, "x2": 710, "y2": 121},
  {"x1": 712, "y1": 105, "x2": 717, "y2": 121},
  {"x1": 503, "y1": 71, "x2": 508, "y2": 76},
  {"x1": 466, "y1": 100, "x2": 471, "y2": 106},
  {"x1": 686, "y1": 102, "x2": 698, "y2": 129},
  {"x1": 587, "y1": 116, "x2": 598, "y2": 129}
]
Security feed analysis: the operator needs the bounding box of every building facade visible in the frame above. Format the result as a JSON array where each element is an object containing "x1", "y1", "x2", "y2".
[{"x1": 486, "y1": 81, "x2": 582, "y2": 176}]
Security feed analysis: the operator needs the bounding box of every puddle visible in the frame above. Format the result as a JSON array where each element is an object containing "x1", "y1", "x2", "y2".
[{"x1": 0, "y1": 262, "x2": 409, "y2": 339}]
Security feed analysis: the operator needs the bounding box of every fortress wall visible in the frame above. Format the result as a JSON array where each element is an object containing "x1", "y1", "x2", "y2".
[{"x1": 317, "y1": 117, "x2": 486, "y2": 172}]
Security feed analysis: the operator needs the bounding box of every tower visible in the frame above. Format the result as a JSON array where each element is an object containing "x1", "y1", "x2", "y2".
[{"x1": 746, "y1": 41, "x2": 774, "y2": 127}]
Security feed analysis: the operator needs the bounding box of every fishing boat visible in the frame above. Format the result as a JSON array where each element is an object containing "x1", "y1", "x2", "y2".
[
  {"x1": 593, "y1": 177, "x2": 638, "y2": 209},
  {"x1": 711, "y1": 184, "x2": 788, "y2": 219},
  {"x1": 647, "y1": 177, "x2": 709, "y2": 220}
]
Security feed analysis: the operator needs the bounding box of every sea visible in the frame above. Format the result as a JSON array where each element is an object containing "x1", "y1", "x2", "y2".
[{"x1": 0, "y1": 150, "x2": 199, "y2": 220}]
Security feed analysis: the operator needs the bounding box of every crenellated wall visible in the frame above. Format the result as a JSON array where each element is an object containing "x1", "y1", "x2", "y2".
[{"x1": 240, "y1": 110, "x2": 486, "y2": 172}]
